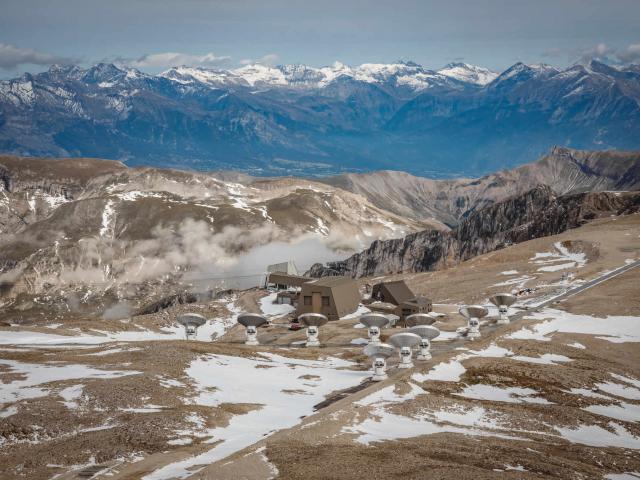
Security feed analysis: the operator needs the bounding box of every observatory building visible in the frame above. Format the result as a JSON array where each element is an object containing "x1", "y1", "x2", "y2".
[
  {"x1": 297, "y1": 276, "x2": 360, "y2": 321},
  {"x1": 399, "y1": 296, "x2": 432, "y2": 319},
  {"x1": 265, "y1": 272, "x2": 310, "y2": 291},
  {"x1": 371, "y1": 280, "x2": 432, "y2": 321},
  {"x1": 267, "y1": 260, "x2": 299, "y2": 276},
  {"x1": 371, "y1": 280, "x2": 414, "y2": 305}
]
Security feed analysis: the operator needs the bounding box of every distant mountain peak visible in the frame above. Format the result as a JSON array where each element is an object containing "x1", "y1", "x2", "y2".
[{"x1": 438, "y1": 62, "x2": 498, "y2": 85}]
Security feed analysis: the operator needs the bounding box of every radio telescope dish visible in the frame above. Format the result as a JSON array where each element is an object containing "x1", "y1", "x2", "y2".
[
  {"x1": 298, "y1": 313, "x2": 328, "y2": 347},
  {"x1": 364, "y1": 342, "x2": 395, "y2": 360},
  {"x1": 237, "y1": 313, "x2": 268, "y2": 346},
  {"x1": 405, "y1": 313, "x2": 436, "y2": 327},
  {"x1": 387, "y1": 314, "x2": 400, "y2": 327},
  {"x1": 298, "y1": 313, "x2": 329, "y2": 327},
  {"x1": 489, "y1": 293, "x2": 517, "y2": 307},
  {"x1": 359, "y1": 314, "x2": 390, "y2": 329},
  {"x1": 388, "y1": 332, "x2": 422, "y2": 369},
  {"x1": 177, "y1": 313, "x2": 207, "y2": 340},
  {"x1": 458, "y1": 305, "x2": 488, "y2": 320},
  {"x1": 458, "y1": 305, "x2": 487, "y2": 340},
  {"x1": 359, "y1": 314, "x2": 390, "y2": 345},
  {"x1": 237, "y1": 313, "x2": 268, "y2": 328},
  {"x1": 364, "y1": 343, "x2": 395, "y2": 381},
  {"x1": 489, "y1": 293, "x2": 517, "y2": 325},
  {"x1": 409, "y1": 325, "x2": 440, "y2": 340},
  {"x1": 409, "y1": 325, "x2": 440, "y2": 360}
]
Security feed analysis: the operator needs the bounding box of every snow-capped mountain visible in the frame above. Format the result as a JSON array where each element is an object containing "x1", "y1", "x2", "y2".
[
  {"x1": 437, "y1": 62, "x2": 498, "y2": 85},
  {"x1": 0, "y1": 59, "x2": 639, "y2": 176},
  {"x1": 159, "y1": 60, "x2": 466, "y2": 92}
]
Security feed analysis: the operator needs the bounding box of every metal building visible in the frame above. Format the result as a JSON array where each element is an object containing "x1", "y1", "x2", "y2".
[{"x1": 297, "y1": 276, "x2": 361, "y2": 321}]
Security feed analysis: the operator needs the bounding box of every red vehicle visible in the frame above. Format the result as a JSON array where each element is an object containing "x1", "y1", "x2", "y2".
[{"x1": 289, "y1": 318, "x2": 303, "y2": 331}]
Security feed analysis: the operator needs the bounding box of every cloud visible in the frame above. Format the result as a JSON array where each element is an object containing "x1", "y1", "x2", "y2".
[
  {"x1": 119, "y1": 51, "x2": 232, "y2": 69},
  {"x1": 0, "y1": 43, "x2": 79, "y2": 70},
  {"x1": 543, "y1": 42, "x2": 640, "y2": 66},
  {"x1": 239, "y1": 53, "x2": 280, "y2": 67},
  {"x1": 577, "y1": 42, "x2": 615, "y2": 63},
  {"x1": 617, "y1": 44, "x2": 640, "y2": 64}
]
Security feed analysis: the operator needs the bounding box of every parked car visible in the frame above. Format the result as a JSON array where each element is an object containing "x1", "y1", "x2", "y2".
[{"x1": 289, "y1": 318, "x2": 303, "y2": 331}]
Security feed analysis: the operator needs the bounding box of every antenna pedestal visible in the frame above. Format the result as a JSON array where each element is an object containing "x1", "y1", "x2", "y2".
[
  {"x1": 398, "y1": 346, "x2": 414, "y2": 369},
  {"x1": 368, "y1": 326, "x2": 381, "y2": 345},
  {"x1": 306, "y1": 326, "x2": 320, "y2": 347},
  {"x1": 372, "y1": 358, "x2": 387, "y2": 381},
  {"x1": 416, "y1": 339, "x2": 431, "y2": 360},
  {"x1": 245, "y1": 326, "x2": 259, "y2": 346},
  {"x1": 185, "y1": 326, "x2": 197, "y2": 340},
  {"x1": 467, "y1": 318, "x2": 481, "y2": 340},
  {"x1": 497, "y1": 307, "x2": 510, "y2": 324}
]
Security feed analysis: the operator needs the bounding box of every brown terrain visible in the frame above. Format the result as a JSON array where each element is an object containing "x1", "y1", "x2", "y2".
[{"x1": 1, "y1": 209, "x2": 638, "y2": 479}]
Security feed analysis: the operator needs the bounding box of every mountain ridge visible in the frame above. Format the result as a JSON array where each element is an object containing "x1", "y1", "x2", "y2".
[
  {"x1": 1, "y1": 60, "x2": 639, "y2": 176},
  {"x1": 308, "y1": 185, "x2": 640, "y2": 278}
]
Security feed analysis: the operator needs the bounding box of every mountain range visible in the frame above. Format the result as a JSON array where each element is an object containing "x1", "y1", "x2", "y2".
[{"x1": 1, "y1": 60, "x2": 639, "y2": 176}]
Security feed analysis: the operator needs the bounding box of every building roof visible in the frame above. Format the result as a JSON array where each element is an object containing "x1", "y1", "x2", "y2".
[
  {"x1": 267, "y1": 273, "x2": 310, "y2": 288},
  {"x1": 402, "y1": 296, "x2": 432, "y2": 307},
  {"x1": 301, "y1": 276, "x2": 361, "y2": 319},
  {"x1": 373, "y1": 280, "x2": 414, "y2": 305}
]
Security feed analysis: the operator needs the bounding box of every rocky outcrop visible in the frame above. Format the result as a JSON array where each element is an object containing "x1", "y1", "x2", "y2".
[{"x1": 309, "y1": 185, "x2": 640, "y2": 278}]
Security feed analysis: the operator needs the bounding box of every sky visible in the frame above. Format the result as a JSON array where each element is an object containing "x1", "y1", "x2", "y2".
[{"x1": 1, "y1": 0, "x2": 640, "y2": 78}]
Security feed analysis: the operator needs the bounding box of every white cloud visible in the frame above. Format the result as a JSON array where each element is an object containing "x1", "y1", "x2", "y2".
[
  {"x1": 0, "y1": 43, "x2": 78, "y2": 70},
  {"x1": 617, "y1": 44, "x2": 640, "y2": 64},
  {"x1": 121, "y1": 52, "x2": 232, "y2": 69},
  {"x1": 577, "y1": 42, "x2": 615, "y2": 63},
  {"x1": 572, "y1": 42, "x2": 640, "y2": 65},
  {"x1": 239, "y1": 53, "x2": 280, "y2": 67}
]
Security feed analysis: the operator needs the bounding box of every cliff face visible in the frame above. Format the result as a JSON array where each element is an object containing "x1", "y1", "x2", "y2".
[{"x1": 309, "y1": 185, "x2": 640, "y2": 278}]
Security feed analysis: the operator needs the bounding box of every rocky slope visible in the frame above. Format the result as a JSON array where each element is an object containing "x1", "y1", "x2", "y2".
[
  {"x1": 322, "y1": 147, "x2": 640, "y2": 226},
  {"x1": 0, "y1": 155, "x2": 436, "y2": 319},
  {"x1": 309, "y1": 185, "x2": 640, "y2": 278}
]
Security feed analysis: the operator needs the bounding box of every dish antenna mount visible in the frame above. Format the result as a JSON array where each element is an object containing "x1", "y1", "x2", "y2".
[
  {"x1": 238, "y1": 313, "x2": 268, "y2": 345},
  {"x1": 359, "y1": 313, "x2": 390, "y2": 345},
  {"x1": 388, "y1": 332, "x2": 422, "y2": 369},
  {"x1": 489, "y1": 293, "x2": 517, "y2": 324},
  {"x1": 409, "y1": 325, "x2": 440, "y2": 360},
  {"x1": 177, "y1": 313, "x2": 207, "y2": 340},
  {"x1": 458, "y1": 305, "x2": 488, "y2": 340},
  {"x1": 405, "y1": 313, "x2": 436, "y2": 327},
  {"x1": 298, "y1": 313, "x2": 328, "y2": 347},
  {"x1": 364, "y1": 343, "x2": 395, "y2": 381}
]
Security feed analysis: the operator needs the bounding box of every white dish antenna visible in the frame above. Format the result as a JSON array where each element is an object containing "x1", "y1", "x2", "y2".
[
  {"x1": 388, "y1": 332, "x2": 422, "y2": 369},
  {"x1": 363, "y1": 342, "x2": 395, "y2": 381},
  {"x1": 298, "y1": 313, "x2": 328, "y2": 347},
  {"x1": 359, "y1": 313, "x2": 390, "y2": 345},
  {"x1": 177, "y1": 313, "x2": 207, "y2": 340},
  {"x1": 409, "y1": 325, "x2": 440, "y2": 360},
  {"x1": 237, "y1": 313, "x2": 268, "y2": 346},
  {"x1": 405, "y1": 313, "x2": 436, "y2": 327},
  {"x1": 386, "y1": 314, "x2": 400, "y2": 327},
  {"x1": 458, "y1": 305, "x2": 488, "y2": 340},
  {"x1": 489, "y1": 293, "x2": 517, "y2": 324}
]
